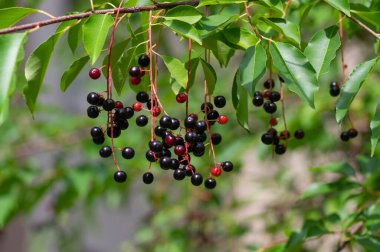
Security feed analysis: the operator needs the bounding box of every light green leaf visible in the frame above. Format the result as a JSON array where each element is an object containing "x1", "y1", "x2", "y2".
[
  {"x1": 0, "y1": 33, "x2": 27, "y2": 125},
  {"x1": 203, "y1": 34, "x2": 235, "y2": 67},
  {"x1": 311, "y1": 162, "x2": 355, "y2": 176},
  {"x1": 163, "y1": 20, "x2": 202, "y2": 45},
  {"x1": 302, "y1": 183, "x2": 332, "y2": 199},
  {"x1": 269, "y1": 42, "x2": 318, "y2": 108},
  {"x1": 370, "y1": 102, "x2": 380, "y2": 156},
  {"x1": 60, "y1": 56, "x2": 89, "y2": 92},
  {"x1": 351, "y1": 10, "x2": 380, "y2": 27},
  {"x1": 324, "y1": 0, "x2": 350, "y2": 16},
  {"x1": 200, "y1": 58, "x2": 216, "y2": 95},
  {"x1": 0, "y1": 7, "x2": 37, "y2": 29},
  {"x1": 233, "y1": 70, "x2": 249, "y2": 132},
  {"x1": 222, "y1": 27, "x2": 259, "y2": 49},
  {"x1": 336, "y1": 57, "x2": 379, "y2": 124},
  {"x1": 261, "y1": 18, "x2": 301, "y2": 47},
  {"x1": 258, "y1": 0, "x2": 284, "y2": 15},
  {"x1": 198, "y1": 0, "x2": 245, "y2": 7},
  {"x1": 83, "y1": 14, "x2": 114, "y2": 64},
  {"x1": 0, "y1": 193, "x2": 18, "y2": 228},
  {"x1": 164, "y1": 6, "x2": 203, "y2": 24},
  {"x1": 304, "y1": 26, "x2": 341, "y2": 79},
  {"x1": 239, "y1": 44, "x2": 267, "y2": 96},
  {"x1": 161, "y1": 55, "x2": 188, "y2": 89}
]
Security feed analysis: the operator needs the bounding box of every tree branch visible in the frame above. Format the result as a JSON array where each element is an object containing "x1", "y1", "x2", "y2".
[
  {"x1": 347, "y1": 15, "x2": 380, "y2": 41},
  {"x1": 0, "y1": 0, "x2": 199, "y2": 35}
]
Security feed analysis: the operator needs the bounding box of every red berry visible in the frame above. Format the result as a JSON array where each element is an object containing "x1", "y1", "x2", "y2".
[
  {"x1": 152, "y1": 106, "x2": 161, "y2": 117},
  {"x1": 176, "y1": 93, "x2": 188, "y2": 103},
  {"x1": 165, "y1": 135, "x2": 176, "y2": 147},
  {"x1": 269, "y1": 118, "x2": 278, "y2": 126},
  {"x1": 140, "y1": 70, "x2": 146, "y2": 77},
  {"x1": 263, "y1": 89, "x2": 270, "y2": 99},
  {"x1": 217, "y1": 115, "x2": 229, "y2": 124},
  {"x1": 132, "y1": 102, "x2": 143, "y2": 112},
  {"x1": 174, "y1": 145, "x2": 186, "y2": 156},
  {"x1": 130, "y1": 76, "x2": 141, "y2": 85},
  {"x1": 189, "y1": 113, "x2": 198, "y2": 121},
  {"x1": 115, "y1": 101, "x2": 124, "y2": 109},
  {"x1": 89, "y1": 68, "x2": 101, "y2": 79},
  {"x1": 211, "y1": 166, "x2": 222, "y2": 177}
]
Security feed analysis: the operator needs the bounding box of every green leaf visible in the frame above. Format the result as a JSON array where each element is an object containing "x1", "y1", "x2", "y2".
[
  {"x1": 354, "y1": 235, "x2": 380, "y2": 252},
  {"x1": 269, "y1": 42, "x2": 318, "y2": 108},
  {"x1": 164, "y1": 6, "x2": 203, "y2": 24},
  {"x1": 0, "y1": 193, "x2": 18, "y2": 228},
  {"x1": 198, "y1": 0, "x2": 246, "y2": 7},
  {"x1": 239, "y1": 44, "x2": 267, "y2": 96},
  {"x1": 257, "y1": 0, "x2": 284, "y2": 15},
  {"x1": 163, "y1": 20, "x2": 202, "y2": 45},
  {"x1": 370, "y1": 102, "x2": 380, "y2": 156},
  {"x1": 261, "y1": 18, "x2": 301, "y2": 47},
  {"x1": 0, "y1": 7, "x2": 37, "y2": 29},
  {"x1": 24, "y1": 30, "x2": 68, "y2": 115},
  {"x1": 203, "y1": 34, "x2": 235, "y2": 67},
  {"x1": 0, "y1": 33, "x2": 27, "y2": 125},
  {"x1": 60, "y1": 56, "x2": 89, "y2": 92},
  {"x1": 351, "y1": 10, "x2": 380, "y2": 27},
  {"x1": 221, "y1": 28, "x2": 259, "y2": 50},
  {"x1": 304, "y1": 26, "x2": 341, "y2": 79},
  {"x1": 311, "y1": 162, "x2": 355, "y2": 176},
  {"x1": 67, "y1": 21, "x2": 83, "y2": 54},
  {"x1": 83, "y1": 14, "x2": 114, "y2": 64},
  {"x1": 301, "y1": 183, "x2": 333, "y2": 199},
  {"x1": 200, "y1": 58, "x2": 216, "y2": 95},
  {"x1": 324, "y1": 0, "x2": 350, "y2": 16},
  {"x1": 161, "y1": 55, "x2": 188, "y2": 89},
  {"x1": 233, "y1": 70, "x2": 250, "y2": 132},
  {"x1": 336, "y1": 57, "x2": 379, "y2": 124}
]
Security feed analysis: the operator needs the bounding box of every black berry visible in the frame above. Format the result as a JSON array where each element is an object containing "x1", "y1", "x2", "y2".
[
  {"x1": 136, "y1": 115, "x2": 148, "y2": 127},
  {"x1": 87, "y1": 106, "x2": 100, "y2": 118},
  {"x1": 264, "y1": 79, "x2": 275, "y2": 89},
  {"x1": 211, "y1": 133, "x2": 222, "y2": 145},
  {"x1": 121, "y1": 147, "x2": 135, "y2": 159},
  {"x1": 136, "y1": 91, "x2": 149, "y2": 103},
  {"x1": 261, "y1": 133, "x2": 274, "y2": 145},
  {"x1": 348, "y1": 128, "x2": 358, "y2": 138},
  {"x1": 294, "y1": 129, "x2": 305, "y2": 139},
  {"x1": 214, "y1": 96, "x2": 226, "y2": 108},
  {"x1": 340, "y1": 131, "x2": 350, "y2": 141},
  {"x1": 87, "y1": 92, "x2": 100, "y2": 105},
  {"x1": 263, "y1": 101, "x2": 277, "y2": 114},
  {"x1": 204, "y1": 177, "x2": 216, "y2": 189},
  {"x1": 103, "y1": 99, "x2": 115, "y2": 111},
  {"x1": 129, "y1": 66, "x2": 141, "y2": 77},
  {"x1": 142, "y1": 172, "x2": 154, "y2": 184},
  {"x1": 275, "y1": 144, "x2": 286, "y2": 155},
  {"x1": 99, "y1": 146, "x2": 112, "y2": 158},
  {"x1": 173, "y1": 168, "x2": 186, "y2": 181},
  {"x1": 269, "y1": 91, "x2": 281, "y2": 102},
  {"x1": 91, "y1": 127, "x2": 103, "y2": 139},
  {"x1": 114, "y1": 170, "x2": 127, "y2": 183},
  {"x1": 138, "y1": 54, "x2": 150, "y2": 67},
  {"x1": 160, "y1": 115, "x2": 172, "y2": 128},
  {"x1": 191, "y1": 173, "x2": 203, "y2": 186},
  {"x1": 221, "y1": 161, "x2": 233, "y2": 172}
]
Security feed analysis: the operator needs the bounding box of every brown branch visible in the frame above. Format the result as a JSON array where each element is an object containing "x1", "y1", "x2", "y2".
[
  {"x1": 347, "y1": 15, "x2": 380, "y2": 41},
  {"x1": 0, "y1": 0, "x2": 199, "y2": 35}
]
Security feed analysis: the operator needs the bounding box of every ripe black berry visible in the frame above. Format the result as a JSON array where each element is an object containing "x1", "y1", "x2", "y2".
[
  {"x1": 211, "y1": 133, "x2": 222, "y2": 145},
  {"x1": 348, "y1": 128, "x2": 358, "y2": 138},
  {"x1": 169, "y1": 118, "x2": 180, "y2": 130},
  {"x1": 261, "y1": 133, "x2": 274, "y2": 145},
  {"x1": 136, "y1": 115, "x2": 148, "y2": 127},
  {"x1": 99, "y1": 146, "x2": 112, "y2": 158},
  {"x1": 201, "y1": 102, "x2": 214, "y2": 113},
  {"x1": 121, "y1": 147, "x2": 135, "y2": 159},
  {"x1": 114, "y1": 170, "x2": 127, "y2": 183},
  {"x1": 214, "y1": 96, "x2": 226, "y2": 108},
  {"x1": 193, "y1": 142, "x2": 205, "y2": 154},
  {"x1": 97, "y1": 95, "x2": 105, "y2": 107},
  {"x1": 275, "y1": 144, "x2": 286, "y2": 155},
  {"x1": 294, "y1": 129, "x2": 305, "y2": 139},
  {"x1": 107, "y1": 126, "x2": 121, "y2": 138},
  {"x1": 195, "y1": 121, "x2": 207, "y2": 132},
  {"x1": 185, "y1": 164, "x2": 195, "y2": 176},
  {"x1": 253, "y1": 92, "x2": 264, "y2": 107},
  {"x1": 330, "y1": 86, "x2": 340, "y2": 97},
  {"x1": 149, "y1": 140, "x2": 163, "y2": 153},
  {"x1": 87, "y1": 106, "x2": 100, "y2": 118},
  {"x1": 204, "y1": 178, "x2": 216, "y2": 189},
  {"x1": 185, "y1": 131, "x2": 198, "y2": 143},
  {"x1": 103, "y1": 99, "x2": 115, "y2": 111},
  {"x1": 191, "y1": 173, "x2": 203, "y2": 186},
  {"x1": 91, "y1": 127, "x2": 103, "y2": 139},
  {"x1": 207, "y1": 110, "x2": 220, "y2": 121},
  {"x1": 185, "y1": 116, "x2": 197, "y2": 129},
  {"x1": 142, "y1": 172, "x2": 154, "y2": 184},
  {"x1": 155, "y1": 126, "x2": 166, "y2": 137},
  {"x1": 116, "y1": 119, "x2": 129, "y2": 130},
  {"x1": 221, "y1": 161, "x2": 233, "y2": 172},
  {"x1": 145, "y1": 150, "x2": 157, "y2": 162},
  {"x1": 138, "y1": 54, "x2": 150, "y2": 67},
  {"x1": 263, "y1": 101, "x2": 277, "y2": 114},
  {"x1": 93, "y1": 136, "x2": 105, "y2": 145},
  {"x1": 159, "y1": 156, "x2": 172, "y2": 170},
  {"x1": 340, "y1": 131, "x2": 350, "y2": 142},
  {"x1": 269, "y1": 91, "x2": 281, "y2": 102},
  {"x1": 175, "y1": 137, "x2": 185, "y2": 146},
  {"x1": 129, "y1": 66, "x2": 141, "y2": 77},
  {"x1": 173, "y1": 168, "x2": 186, "y2": 181},
  {"x1": 136, "y1": 91, "x2": 149, "y2": 103},
  {"x1": 264, "y1": 79, "x2": 275, "y2": 89},
  {"x1": 160, "y1": 115, "x2": 172, "y2": 128},
  {"x1": 171, "y1": 158, "x2": 180, "y2": 170},
  {"x1": 89, "y1": 68, "x2": 101, "y2": 79},
  {"x1": 87, "y1": 92, "x2": 100, "y2": 105}
]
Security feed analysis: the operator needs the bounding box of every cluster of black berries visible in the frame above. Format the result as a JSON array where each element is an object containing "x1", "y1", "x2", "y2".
[
  {"x1": 129, "y1": 54, "x2": 150, "y2": 85},
  {"x1": 340, "y1": 128, "x2": 358, "y2": 142},
  {"x1": 261, "y1": 128, "x2": 304, "y2": 155},
  {"x1": 134, "y1": 94, "x2": 233, "y2": 189},
  {"x1": 329, "y1": 81, "x2": 341, "y2": 97},
  {"x1": 252, "y1": 79, "x2": 281, "y2": 114}
]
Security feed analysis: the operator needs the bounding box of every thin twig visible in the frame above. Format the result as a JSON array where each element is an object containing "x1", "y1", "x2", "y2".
[
  {"x1": 347, "y1": 15, "x2": 380, "y2": 41},
  {"x1": 0, "y1": 0, "x2": 199, "y2": 35}
]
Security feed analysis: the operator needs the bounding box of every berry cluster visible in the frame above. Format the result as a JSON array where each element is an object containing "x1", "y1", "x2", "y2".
[
  {"x1": 340, "y1": 128, "x2": 358, "y2": 142},
  {"x1": 253, "y1": 78, "x2": 304, "y2": 155},
  {"x1": 86, "y1": 53, "x2": 233, "y2": 189}
]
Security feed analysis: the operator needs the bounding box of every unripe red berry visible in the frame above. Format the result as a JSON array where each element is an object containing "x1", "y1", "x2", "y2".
[
  {"x1": 89, "y1": 68, "x2": 101, "y2": 79},
  {"x1": 217, "y1": 115, "x2": 229, "y2": 124},
  {"x1": 176, "y1": 93, "x2": 188, "y2": 103},
  {"x1": 130, "y1": 76, "x2": 141, "y2": 85},
  {"x1": 115, "y1": 101, "x2": 124, "y2": 109},
  {"x1": 132, "y1": 102, "x2": 143, "y2": 112},
  {"x1": 152, "y1": 107, "x2": 161, "y2": 117},
  {"x1": 269, "y1": 117, "x2": 278, "y2": 126},
  {"x1": 165, "y1": 135, "x2": 176, "y2": 147},
  {"x1": 211, "y1": 166, "x2": 222, "y2": 177},
  {"x1": 174, "y1": 145, "x2": 186, "y2": 156}
]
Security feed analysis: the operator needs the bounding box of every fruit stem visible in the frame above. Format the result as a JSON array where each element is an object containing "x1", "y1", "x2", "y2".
[{"x1": 148, "y1": 10, "x2": 155, "y2": 142}]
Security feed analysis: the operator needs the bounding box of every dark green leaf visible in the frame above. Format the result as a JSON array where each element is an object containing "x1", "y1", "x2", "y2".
[
  {"x1": 83, "y1": 14, "x2": 114, "y2": 64},
  {"x1": 336, "y1": 57, "x2": 379, "y2": 125},
  {"x1": 0, "y1": 7, "x2": 37, "y2": 29},
  {"x1": 269, "y1": 42, "x2": 318, "y2": 108},
  {"x1": 371, "y1": 102, "x2": 380, "y2": 156},
  {"x1": 234, "y1": 70, "x2": 250, "y2": 132},
  {"x1": 354, "y1": 235, "x2": 380, "y2": 252},
  {"x1": 165, "y1": 6, "x2": 203, "y2": 24},
  {"x1": 200, "y1": 58, "x2": 216, "y2": 95},
  {"x1": 0, "y1": 193, "x2": 18, "y2": 228},
  {"x1": 67, "y1": 21, "x2": 83, "y2": 54},
  {"x1": 304, "y1": 26, "x2": 341, "y2": 79},
  {"x1": 239, "y1": 44, "x2": 267, "y2": 96},
  {"x1": 311, "y1": 162, "x2": 355, "y2": 176},
  {"x1": 60, "y1": 56, "x2": 90, "y2": 92},
  {"x1": 261, "y1": 18, "x2": 301, "y2": 47},
  {"x1": 198, "y1": 0, "x2": 245, "y2": 7},
  {"x1": 222, "y1": 28, "x2": 259, "y2": 50},
  {"x1": 324, "y1": 0, "x2": 350, "y2": 16},
  {"x1": 0, "y1": 33, "x2": 27, "y2": 125}
]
